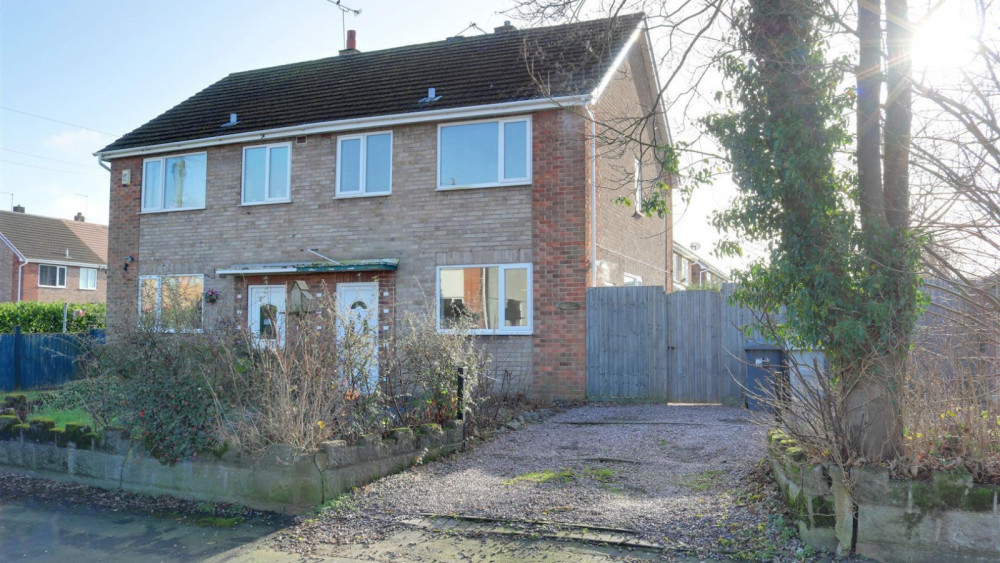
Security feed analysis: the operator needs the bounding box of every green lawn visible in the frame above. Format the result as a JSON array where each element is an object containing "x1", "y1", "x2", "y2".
[{"x1": 4, "y1": 391, "x2": 95, "y2": 430}]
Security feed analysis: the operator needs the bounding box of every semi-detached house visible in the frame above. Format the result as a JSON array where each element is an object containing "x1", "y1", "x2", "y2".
[{"x1": 96, "y1": 14, "x2": 673, "y2": 401}]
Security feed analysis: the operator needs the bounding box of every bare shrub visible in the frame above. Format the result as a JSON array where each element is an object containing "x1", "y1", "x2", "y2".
[
  {"x1": 211, "y1": 291, "x2": 481, "y2": 454},
  {"x1": 899, "y1": 324, "x2": 1000, "y2": 482}
]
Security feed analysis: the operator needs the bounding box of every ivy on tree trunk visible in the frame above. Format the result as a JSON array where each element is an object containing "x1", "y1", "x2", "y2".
[{"x1": 705, "y1": 0, "x2": 923, "y2": 462}]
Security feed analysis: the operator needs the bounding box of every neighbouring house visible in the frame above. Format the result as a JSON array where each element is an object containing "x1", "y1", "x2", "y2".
[
  {"x1": 96, "y1": 14, "x2": 671, "y2": 400},
  {"x1": 671, "y1": 242, "x2": 728, "y2": 290},
  {"x1": 0, "y1": 207, "x2": 108, "y2": 304}
]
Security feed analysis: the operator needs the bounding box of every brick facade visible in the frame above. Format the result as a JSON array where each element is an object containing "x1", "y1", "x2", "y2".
[
  {"x1": 591, "y1": 34, "x2": 671, "y2": 290},
  {"x1": 106, "y1": 39, "x2": 669, "y2": 401},
  {"x1": 0, "y1": 244, "x2": 13, "y2": 302},
  {"x1": 18, "y1": 263, "x2": 107, "y2": 304}
]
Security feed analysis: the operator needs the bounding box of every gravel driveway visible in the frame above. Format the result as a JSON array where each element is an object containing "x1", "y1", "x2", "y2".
[{"x1": 279, "y1": 404, "x2": 818, "y2": 560}]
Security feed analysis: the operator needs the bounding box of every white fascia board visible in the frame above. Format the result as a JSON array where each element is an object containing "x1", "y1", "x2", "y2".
[
  {"x1": 0, "y1": 231, "x2": 26, "y2": 262},
  {"x1": 642, "y1": 22, "x2": 673, "y2": 145},
  {"x1": 28, "y1": 259, "x2": 107, "y2": 269},
  {"x1": 215, "y1": 267, "x2": 298, "y2": 276},
  {"x1": 589, "y1": 20, "x2": 644, "y2": 104},
  {"x1": 96, "y1": 96, "x2": 590, "y2": 159}
]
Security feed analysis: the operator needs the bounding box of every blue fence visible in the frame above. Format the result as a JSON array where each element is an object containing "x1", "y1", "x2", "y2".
[{"x1": 0, "y1": 328, "x2": 104, "y2": 391}]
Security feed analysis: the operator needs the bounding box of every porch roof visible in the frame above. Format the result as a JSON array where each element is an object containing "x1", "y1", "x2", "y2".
[{"x1": 216, "y1": 258, "x2": 398, "y2": 276}]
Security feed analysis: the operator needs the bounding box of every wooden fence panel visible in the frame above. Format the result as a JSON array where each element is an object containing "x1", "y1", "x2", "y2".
[
  {"x1": 0, "y1": 331, "x2": 84, "y2": 392},
  {"x1": 586, "y1": 286, "x2": 668, "y2": 401},
  {"x1": 667, "y1": 290, "x2": 723, "y2": 402}
]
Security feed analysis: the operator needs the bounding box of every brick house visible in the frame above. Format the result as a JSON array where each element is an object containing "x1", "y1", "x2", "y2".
[
  {"x1": 0, "y1": 207, "x2": 108, "y2": 304},
  {"x1": 672, "y1": 242, "x2": 729, "y2": 290},
  {"x1": 96, "y1": 14, "x2": 671, "y2": 400}
]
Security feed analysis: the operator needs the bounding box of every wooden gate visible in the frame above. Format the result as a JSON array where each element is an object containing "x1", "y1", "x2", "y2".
[
  {"x1": 585, "y1": 287, "x2": 668, "y2": 400},
  {"x1": 585, "y1": 284, "x2": 758, "y2": 403}
]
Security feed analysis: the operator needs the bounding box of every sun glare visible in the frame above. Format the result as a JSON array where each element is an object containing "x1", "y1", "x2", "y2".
[{"x1": 911, "y1": 5, "x2": 982, "y2": 84}]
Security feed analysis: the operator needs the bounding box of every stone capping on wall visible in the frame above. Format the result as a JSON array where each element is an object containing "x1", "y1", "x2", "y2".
[
  {"x1": 0, "y1": 416, "x2": 463, "y2": 513},
  {"x1": 768, "y1": 429, "x2": 1000, "y2": 562}
]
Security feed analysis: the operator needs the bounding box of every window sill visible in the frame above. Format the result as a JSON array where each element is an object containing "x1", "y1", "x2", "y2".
[
  {"x1": 38, "y1": 285, "x2": 65, "y2": 289},
  {"x1": 436, "y1": 180, "x2": 531, "y2": 191},
  {"x1": 140, "y1": 206, "x2": 206, "y2": 215},
  {"x1": 239, "y1": 199, "x2": 292, "y2": 207},
  {"x1": 334, "y1": 192, "x2": 392, "y2": 199},
  {"x1": 80, "y1": 288, "x2": 97, "y2": 291},
  {"x1": 439, "y1": 329, "x2": 533, "y2": 336}
]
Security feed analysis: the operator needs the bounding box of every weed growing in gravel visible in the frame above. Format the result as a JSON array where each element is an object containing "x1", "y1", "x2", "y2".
[
  {"x1": 680, "y1": 469, "x2": 723, "y2": 491},
  {"x1": 502, "y1": 469, "x2": 576, "y2": 485},
  {"x1": 583, "y1": 467, "x2": 616, "y2": 483}
]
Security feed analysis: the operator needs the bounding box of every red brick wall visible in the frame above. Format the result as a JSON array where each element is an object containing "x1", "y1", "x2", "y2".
[
  {"x1": 531, "y1": 109, "x2": 589, "y2": 401},
  {"x1": 107, "y1": 157, "x2": 143, "y2": 328}
]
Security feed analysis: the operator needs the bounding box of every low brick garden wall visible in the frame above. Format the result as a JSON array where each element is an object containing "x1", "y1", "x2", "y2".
[
  {"x1": 768, "y1": 430, "x2": 1000, "y2": 562},
  {"x1": 0, "y1": 416, "x2": 463, "y2": 512}
]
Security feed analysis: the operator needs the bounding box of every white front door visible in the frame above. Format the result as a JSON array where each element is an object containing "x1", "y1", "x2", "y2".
[
  {"x1": 336, "y1": 282, "x2": 379, "y2": 391},
  {"x1": 248, "y1": 285, "x2": 286, "y2": 348}
]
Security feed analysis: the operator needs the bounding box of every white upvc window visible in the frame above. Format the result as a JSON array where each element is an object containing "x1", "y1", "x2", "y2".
[
  {"x1": 673, "y1": 254, "x2": 690, "y2": 284},
  {"x1": 336, "y1": 131, "x2": 392, "y2": 197},
  {"x1": 437, "y1": 263, "x2": 532, "y2": 335},
  {"x1": 437, "y1": 116, "x2": 531, "y2": 189},
  {"x1": 139, "y1": 274, "x2": 204, "y2": 331},
  {"x1": 80, "y1": 268, "x2": 98, "y2": 290},
  {"x1": 624, "y1": 273, "x2": 643, "y2": 287},
  {"x1": 38, "y1": 265, "x2": 67, "y2": 288},
  {"x1": 634, "y1": 158, "x2": 642, "y2": 214},
  {"x1": 242, "y1": 143, "x2": 291, "y2": 204},
  {"x1": 142, "y1": 152, "x2": 207, "y2": 212}
]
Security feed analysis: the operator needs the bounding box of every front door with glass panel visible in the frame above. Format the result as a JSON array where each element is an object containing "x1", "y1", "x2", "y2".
[
  {"x1": 336, "y1": 282, "x2": 379, "y2": 391},
  {"x1": 248, "y1": 285, "x2": 286, "y2": 348}
]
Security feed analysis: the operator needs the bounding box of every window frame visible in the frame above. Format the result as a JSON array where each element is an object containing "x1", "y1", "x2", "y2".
[
  {"x1": 38, "y1": 264, "x2": 67, "y2": 288},
  {"x1": 241, "y1": 142, "x2": 292, "y2": 205},
  {"x1": 436, "y1": 116, "x2": 532, "y2": 190},
  {"x1": 335, "y1": 131, "x2": 393, "y2": 198},
  {"x1": 436, "y1": 263, "x2": 533, "y2": 335},
  {"x1": 138, "y1": 274, "x2": 205, "y2": 332},
  {"x1": 79, "y1": 267, "x2": 98, "y2": 290},
  {"x1": 624, "y1": 273, "x2": 643, "y2": 287},
  {"x1": 141, "y1": 151, "x2": 208, "y2": 213}
]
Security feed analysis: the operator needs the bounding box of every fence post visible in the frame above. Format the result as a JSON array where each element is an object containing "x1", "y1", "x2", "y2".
[
  {"x1": 12, "y1": 325, "x2": 22, "y2": 391},
  {"x1": 456, "y1": 367, "x2": 465, "y2": 420}
]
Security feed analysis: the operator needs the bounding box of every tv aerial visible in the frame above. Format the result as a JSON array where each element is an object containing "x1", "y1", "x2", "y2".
[{"x1": 324, "y1": 0, "x2": 361, "y2": 50}]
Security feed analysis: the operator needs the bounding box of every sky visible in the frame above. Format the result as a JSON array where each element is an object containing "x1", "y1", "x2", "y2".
[{"x1": 0, "y1": 0, "x2": 736, "y2": 271}]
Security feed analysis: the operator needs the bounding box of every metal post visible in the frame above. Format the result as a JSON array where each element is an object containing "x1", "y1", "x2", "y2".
[
  {"x1": 12, "y1": 326, "x2": 22, "y2": 391},
  {"x1": 456, "y1": 367, "x2": 465, "y2": 420},
  {"x1": 62, "y1": 302, "x2": 68, "y2": 334}
]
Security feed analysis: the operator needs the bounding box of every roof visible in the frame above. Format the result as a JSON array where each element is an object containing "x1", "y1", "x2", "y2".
[
  {"x1": 0, "y1": 211, "x2": 108, "y2": 266},
  {"x1": 100, "y1": 14, "x2": 644, "y2": 154},
  {"x1": 216, "y1": 259, "x2": 399, "y2": 276}
]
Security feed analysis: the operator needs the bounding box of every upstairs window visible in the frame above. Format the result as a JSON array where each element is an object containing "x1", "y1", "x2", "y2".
[
  {"x1": 337, "y1": 132, "x2": 392, "y2": 196},
  {"x1": 243, "y1": 143, "x2": 291, "y2": 204},
  {"x1": 142, "y1": 153, "x2": 207, "y2": 212},
  {"x1": 438, "y1": 117, "x2": 531, "y2": 189},
  {"x1": 39, "y1": 265, "x2": 66, "y2": 288},
  {"x1": 80, "y1": 268, "x2": 98, "y2": 290}
]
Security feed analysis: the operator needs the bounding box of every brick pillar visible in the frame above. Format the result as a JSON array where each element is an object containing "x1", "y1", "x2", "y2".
[
  {"x1": 531, "y1": 109, "x2": 589, "y2": 401},
  {"x1": 107, "y1": 157, "x2": 142, "y2": 332}
]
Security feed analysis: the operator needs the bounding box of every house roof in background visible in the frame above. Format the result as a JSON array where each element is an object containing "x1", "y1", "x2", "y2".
[
  {"x1": 0, "y1": 211, "x2": 108, "y2": 266},
  {"x1": 99, "y1": 14, "x2": 644, "y2": 154}
]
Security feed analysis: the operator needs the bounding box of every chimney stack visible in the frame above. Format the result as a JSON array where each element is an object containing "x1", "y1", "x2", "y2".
[
  {"x1": 13, "y1": 205, "x2": 24, "y2": 213},
  {"x1": 340, "y1": 30, "x2": 360, "y2": 55},
  {"x1": 494, "y1": 21, "x2": 516, "y2": 33},
  {"x1": 74, "y1": 212, "x2": 85, "y2": 222}
]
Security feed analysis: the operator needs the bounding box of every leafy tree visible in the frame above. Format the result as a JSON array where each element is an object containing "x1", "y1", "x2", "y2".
[{"x1": 702, "y1": 0, "x2": 921, "y2": 460}]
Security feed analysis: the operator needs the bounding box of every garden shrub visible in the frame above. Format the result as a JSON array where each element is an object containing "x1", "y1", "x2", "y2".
[{"x1": 0, "y1": 302, "x2": 106, "y2": 333}]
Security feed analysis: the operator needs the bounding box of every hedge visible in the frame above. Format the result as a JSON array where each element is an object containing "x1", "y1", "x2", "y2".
[{"x1": 0, "y1": 302, "x2": 106, "y2": 334}]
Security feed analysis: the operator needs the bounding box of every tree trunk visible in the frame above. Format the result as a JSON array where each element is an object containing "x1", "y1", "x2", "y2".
[{"x1": 857, "y1": 0, "x2": 886, "y2": 234}]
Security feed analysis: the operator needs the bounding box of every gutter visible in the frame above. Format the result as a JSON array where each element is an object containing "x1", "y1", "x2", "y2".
[{"x1": 95, "y1": 95, "x2": 590, "y2": 159}]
